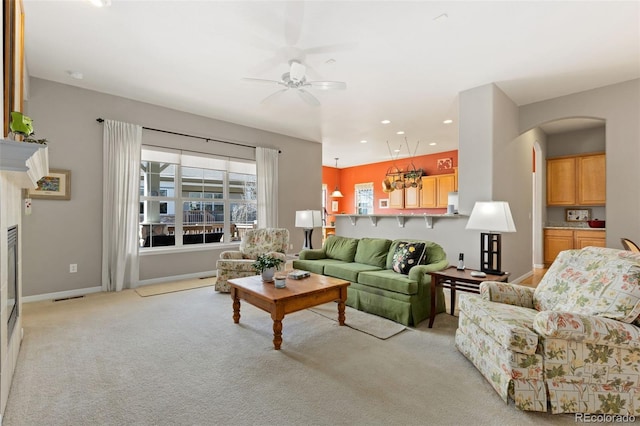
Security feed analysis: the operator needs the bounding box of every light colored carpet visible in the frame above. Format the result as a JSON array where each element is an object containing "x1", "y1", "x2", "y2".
[
  {"x1": 135, "y1": 277, "x2": 215, "y2": 297},
  {"x1": 5, "y1": 287, "x2": 578, "y2": 426},
  {"x1": 309, "y1": 302, "x2": 406, "y2": 340}
]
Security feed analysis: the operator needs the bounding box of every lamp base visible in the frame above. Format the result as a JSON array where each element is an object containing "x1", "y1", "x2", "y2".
[
  {"x1": 302, "y1": 228, "x2": 314, "y2": 250},
  {"x1": 479, "y1": 232, "x2": 505, "y2": 276}
]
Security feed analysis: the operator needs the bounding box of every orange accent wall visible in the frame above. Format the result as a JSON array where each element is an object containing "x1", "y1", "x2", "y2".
[{"x1": 323, "y1": 150, "x2": 458, "y2": 216}]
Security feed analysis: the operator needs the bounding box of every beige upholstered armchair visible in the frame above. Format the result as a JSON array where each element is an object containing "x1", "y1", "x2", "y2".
[{"x1": 215, "y1": 228, "x2": 290, "y2": 292}]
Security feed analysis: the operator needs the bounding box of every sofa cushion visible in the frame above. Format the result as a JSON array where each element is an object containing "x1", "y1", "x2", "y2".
[
  {"x1": 292, "y1": 258, "x2": 346, "y2": 275},
  {"x1": 324, "y1": 262, "x2": 382, "y2": 283},
  {"x1": 391, "y1": 241, "x2": 426, "y2": 274},
  {"x1": 323, "y1": 235, "x2": 359, "y2": 262},
  {"x1": 534, "y1": 247, "x2": 640, "y2": 323},
  {"x1": 354, "y1": 238, "x2": 392, "y2": 268},
  {"x1": 357, "y1": 269, "x2": 418, "y2": 295},
  {"x1": 459, "y1": 294, "x2": 540, "y2": 355}
]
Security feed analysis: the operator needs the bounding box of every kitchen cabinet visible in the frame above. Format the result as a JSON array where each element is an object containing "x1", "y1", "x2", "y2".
[
  {"x1": 404, "y1": 185, "x2": 420, "y2": 208},
  {"x1": 419, "y1": 169, "x2": 458, "y2": 208},
  {"x1": 544, "y1": 228, "x2": 606, "y2": 266},
  {"x1": 547, "y1": 153, "x2": 605, "y2": 206},
  {"x1": 388, "y1": 186, "x2": 404, "y2": 208}
]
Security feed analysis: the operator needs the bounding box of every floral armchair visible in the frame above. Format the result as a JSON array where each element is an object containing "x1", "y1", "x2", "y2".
[
  {"x1": 455, "y1": 246, "x2": 640, "y2": 415},
  {"x1": 215, "y1": 228, "x2": 289, "y2": 292}
]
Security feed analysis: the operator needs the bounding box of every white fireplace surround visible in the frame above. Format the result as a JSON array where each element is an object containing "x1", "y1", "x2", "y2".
[{"x1": 0, "y1": 138, "x2": 49, "y2": 419}]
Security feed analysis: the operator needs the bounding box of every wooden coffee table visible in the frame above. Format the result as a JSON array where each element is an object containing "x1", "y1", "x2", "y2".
[{"x1": 228, "y1": 273, "x2": 350, "y2": 350}]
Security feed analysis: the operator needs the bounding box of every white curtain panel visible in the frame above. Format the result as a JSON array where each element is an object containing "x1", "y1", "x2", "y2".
[
  {"x1": 256, "y1": 146, "x2": 279, "y2": 228},
  {"x1": 102, "y1": 120, "x2": 142, "y2": 291}
]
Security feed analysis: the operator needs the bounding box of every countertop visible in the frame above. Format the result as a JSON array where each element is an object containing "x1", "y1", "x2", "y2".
[{"x1": 544, "y1": 226, "x2": 605, "y2": 231}]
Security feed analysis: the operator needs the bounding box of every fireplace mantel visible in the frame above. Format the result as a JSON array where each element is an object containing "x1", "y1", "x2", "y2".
[{"x1": 0, "y1": 139, "x2": 49, "y2": 187}]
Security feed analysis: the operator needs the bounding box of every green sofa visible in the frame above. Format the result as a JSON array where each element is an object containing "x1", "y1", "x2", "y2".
[{"x1": 292, "y1": 235, "x2": 448, "y2": 326}]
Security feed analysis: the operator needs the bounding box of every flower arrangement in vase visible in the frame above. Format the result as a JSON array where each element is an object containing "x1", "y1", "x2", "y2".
[{"x1": 252, "y1": 254, "x2": 285, "y2": 282}]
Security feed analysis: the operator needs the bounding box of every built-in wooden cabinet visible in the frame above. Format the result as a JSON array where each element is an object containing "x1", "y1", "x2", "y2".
[
  {"x1": 419, "y1": 169, "x2": 458, "y2": 208},
  {"x1": 404, "y1": 185, "x2": 420, "y2": 208},
  {"x1": 547, "y1": 153, "x2": 605, "y2": 206},
  {"x1": 544, "y1": 228, "x2": 606, "y2": 266},
  {"x1": 388, "y1": 186, "x2": 404, "y2": 208}
]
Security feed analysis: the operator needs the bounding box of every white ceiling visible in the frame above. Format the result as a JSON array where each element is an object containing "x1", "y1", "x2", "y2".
[{"x1": 22, "y1": 1, "x2": 640, "y2": 167}]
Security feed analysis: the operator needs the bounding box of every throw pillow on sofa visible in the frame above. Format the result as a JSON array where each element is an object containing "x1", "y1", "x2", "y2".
[{"x1": 392, "y1": 241, "x2": 426, "y2": 274}]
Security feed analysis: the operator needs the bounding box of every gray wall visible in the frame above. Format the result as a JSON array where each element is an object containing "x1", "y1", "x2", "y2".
[
  {"x1": 520, "y1": 78, "x2": 640, "y2": 248},
  {"x1": 22, "y1": 78, "x2": 322, "y2": 297}
]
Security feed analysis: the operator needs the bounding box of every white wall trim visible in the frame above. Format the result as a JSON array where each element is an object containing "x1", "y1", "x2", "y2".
[
  {"x1": 22, "y1": 270, "x2": 218, "y2": 303},
  {"x1": 22, "y1": 286, "x2": 103, "y2": 303},
  {"x1": 510, "y1": 271, "x2": 533, "y2": 285}
]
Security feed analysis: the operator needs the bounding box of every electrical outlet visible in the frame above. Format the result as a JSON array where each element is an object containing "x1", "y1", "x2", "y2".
[
  {"x1": 70, "y1": 264, "x2": 77, "y2": 273},
  {"x1": 289, "y1": 243, "x2": 293, "y2": 250}
]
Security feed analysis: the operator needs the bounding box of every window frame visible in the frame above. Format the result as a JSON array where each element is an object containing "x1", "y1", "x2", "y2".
[
  {"x1": 139, "y1": 146, "x2": 257, "y2": 251},
  {"x1": 354, "y1": 182, "x2": 374, "y2": 215}
]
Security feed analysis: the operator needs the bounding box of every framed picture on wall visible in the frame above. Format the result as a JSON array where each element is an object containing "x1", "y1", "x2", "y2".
[
  {"x1": 379, "y1": 199, "x2": 389, "y2": 208},
  {"x1": 331, "y1": 200, "x2": 338, "y2": 212},
  {"x1": 24, "y1": 169, "x2": 71, "y2": 200}
]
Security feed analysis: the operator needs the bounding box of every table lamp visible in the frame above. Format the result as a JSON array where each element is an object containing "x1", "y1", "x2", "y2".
[
  {"x1": 295, "y1": 210, "x2": 322, "y2": 250},
  {"x1": 465, "y1": 201, "x2": 516, "y2": 275}
]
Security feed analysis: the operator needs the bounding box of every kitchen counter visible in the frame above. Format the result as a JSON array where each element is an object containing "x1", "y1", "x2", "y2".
[{"x1": 544, "y1": 226, "x2": 606, "y2": 231}]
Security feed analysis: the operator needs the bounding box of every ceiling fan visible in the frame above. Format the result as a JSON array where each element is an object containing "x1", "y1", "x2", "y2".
[{"x1": 243, "y1": 60, "x2": 346, "y2": 106}]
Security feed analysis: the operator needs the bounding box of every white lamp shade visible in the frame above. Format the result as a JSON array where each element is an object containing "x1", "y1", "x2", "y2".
[
  {"x1": 295, "y1": 210, "x2": 323, "y2": 229},
  {"x1": 466, "y1": 201, "x2": 516, "y2": 233}
]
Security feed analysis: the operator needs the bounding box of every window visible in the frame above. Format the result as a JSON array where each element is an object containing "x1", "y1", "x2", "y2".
[
  {"x1": 355, "y1": 182, "x2": 374, "y2": 214},
  {"x1": 139, "y1": 146, "x2": 256, "y2": 249}
]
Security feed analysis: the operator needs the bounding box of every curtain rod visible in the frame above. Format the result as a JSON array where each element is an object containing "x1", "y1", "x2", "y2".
[{"x1": 95, "y1": 118, "x2": 281, "y2": 153}]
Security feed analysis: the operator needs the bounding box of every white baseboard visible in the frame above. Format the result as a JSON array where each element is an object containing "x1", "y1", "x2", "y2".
[
  {"x1": 22, "y1": 271, "x2": 218, "y2": 304},
  {"x1": 135, "y1": 270, "x2": 217, "y2": 288},
  {"x1": 533, "y1": 263, "x2": 545, "y2": 269},
  {"x1": 23, "y1": 286, "x2": 102, "y2": 303},
  {"x1": 510, "y1": 270, "x2": 533, "y2": 284}
]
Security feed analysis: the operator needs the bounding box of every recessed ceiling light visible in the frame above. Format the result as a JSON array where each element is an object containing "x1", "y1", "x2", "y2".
[
  {"x1": 394, "y1": 149, "x2": 401, "y2": 153},
  {"x1": 443, "y1": 119, "x2": 453, "y2": 124},
  {"x1": 396, "y1": 131, "x2": 405, "y2": 135},
  {"x1": 67, "y1": 70, "x2": 84, "y2": 80},
  {"x1": 429, "y1": 142, "x2": 437, "y2": 146},
  {"x1": 360, "y1": 140, "x2": 367, "y2": 144},
  {"x1": 325, "y1": 58, "x2": 336, "y2": 64},
  {"x1": 381, "y1": 120, "x2": 391, "y2": 124}
]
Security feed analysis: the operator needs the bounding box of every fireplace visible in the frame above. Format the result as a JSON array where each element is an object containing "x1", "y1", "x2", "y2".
[{"x1": 7, "y1": 226, "x2": 18, "y2": 338}]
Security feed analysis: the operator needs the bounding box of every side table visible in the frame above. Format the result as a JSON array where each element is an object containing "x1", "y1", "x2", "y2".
[{"x1": 428, "y1": 266, "x2": 509, "y2": 328}]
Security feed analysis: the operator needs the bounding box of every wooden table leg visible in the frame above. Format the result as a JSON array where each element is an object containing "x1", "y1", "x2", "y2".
[
  {"x1": 428, "y1": 275, "x2": 437, "y2": 328},
  {"x1": 337, "y1": 300, "x2": 346, "y2": 326},
  {"x1": 271, "y1": 305, "x2": 284, "y2": 350},
  {"x1": 450, "y1": 283, "x2": 456, "y2": 315},
  {"x1": 231, "y1": 288, "x2": 241, "y2": 324}
]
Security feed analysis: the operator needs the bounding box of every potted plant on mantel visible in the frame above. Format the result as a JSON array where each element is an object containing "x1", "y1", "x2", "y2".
[{"x1": 252, "y1": 254, "x2": 285, "y2": 282}]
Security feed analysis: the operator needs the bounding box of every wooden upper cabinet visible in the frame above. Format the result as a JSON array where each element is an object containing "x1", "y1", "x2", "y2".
[
  {"x1": 547, "y1": 157, "x2": 576, "y2": 205},
  {"x1": 437, "y1": 174, "x2": 456, "y2": 207},
  {"x1": 419, "y1": 169, "x2": 458, "y2": 208},
  {"x1": 404, "y1": 186, "x2": 420, "y2": 208},
  {"x1": 577, "y1": 153, "x2": 606, "y2": 205},
  {"x1": 547, "y1": 153, "x2": 605, "y2": 206},
  {"x1": 388, "y1": 186, "x2": 404, "y2": 208},
  {"x1": 419, "y1": 176, "x2": 437, "y2": 208}
]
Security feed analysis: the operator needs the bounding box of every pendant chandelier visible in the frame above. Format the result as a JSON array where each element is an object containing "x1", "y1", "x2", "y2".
[
  {"x1": 331, "y1": 157, "x2": 344, "y2": 197},
  {"x1": 381, "y1": 140, "x2": 423, "y2": 193}
]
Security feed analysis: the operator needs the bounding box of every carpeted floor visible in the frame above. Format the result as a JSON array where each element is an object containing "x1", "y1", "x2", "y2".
[
  {"x1": 135, "y1": 277, "x2": 216, "y2": 297},
  {"x1": 4, "y1": 286, "x2": 577, "y2": 426}
]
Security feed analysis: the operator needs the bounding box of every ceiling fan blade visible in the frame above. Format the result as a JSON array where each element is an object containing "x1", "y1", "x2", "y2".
[
  {"x1": 284, "y1": 1, "x2": 304, "y2": 47},
  {"x1": 308, "y1": 81, "x2": 347, "y2": 90},
  {"x1": 297, "y1": 89, "x2": 320, "y2": 106},
  {"x1": 303, "y1": 42, "x2": 358, "y2": 55},
  {"x1": 261, "y1": 88, "x2": 289, "y2": 105},
  {"x1": 242, "y1": 77, "x2": 285, "y2": 87}
]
